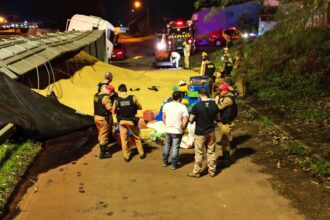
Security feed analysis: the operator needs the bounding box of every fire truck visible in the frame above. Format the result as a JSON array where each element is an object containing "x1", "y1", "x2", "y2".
[{"x1": 166, "y1": 20, "x2": 195, "y2": 53}]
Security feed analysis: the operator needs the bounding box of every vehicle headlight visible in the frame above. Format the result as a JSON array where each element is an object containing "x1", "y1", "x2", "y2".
[
  {"x1": 157, "y1": 42, "x2": 166, "y2": 50},
  {"x1": 243, "y1": 33, "x2": 249, "y2": 39}
]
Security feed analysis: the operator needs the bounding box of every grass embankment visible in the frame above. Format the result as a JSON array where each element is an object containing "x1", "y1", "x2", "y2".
[
  {"x1": 256, "y1": 115, "x2": 330, "y2": 177},
  {"x1": 223, "y1": 2, "x2": 330, "y2": 176},
  {"x1": 0, "y1": 140, "x2": 41, "y2": 216}
]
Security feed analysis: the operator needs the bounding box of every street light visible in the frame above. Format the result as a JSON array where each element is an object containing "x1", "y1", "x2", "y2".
[
  {"x1": 0, "y1": 17, "x2": 5, "y2": 24},
  {"x1": 134, "y1": 1, "x2": 142, "y2": 9}
]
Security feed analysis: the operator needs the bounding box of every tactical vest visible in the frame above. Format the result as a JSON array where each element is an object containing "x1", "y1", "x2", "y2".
[
  {"x1": 205, "y1": 63, "x2": 216, "y2": 78},
  {"x1": 117, "y1": 95, "x2": 137, "y2": 120},
  {"x1": 219, "y1": 96, "x2": 238, "y2": 124},
  {"x1": 222, "y1": 62, "x2": 233, "y2": 77},
  {"x1": 94, "y1": 93, "x2": 110, "y2": 117}
]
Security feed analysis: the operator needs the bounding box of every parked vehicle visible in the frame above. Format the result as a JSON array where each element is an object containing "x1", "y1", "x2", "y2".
[
  {"x1": 111, "y1": 43, "x2": 127, "y2": 60},
  {"x1": 209, "y1": 27, "x2": 241, "y2": 46},
  {"x1": 66, "y1": 14, "x2": 116, "y2": 61}
]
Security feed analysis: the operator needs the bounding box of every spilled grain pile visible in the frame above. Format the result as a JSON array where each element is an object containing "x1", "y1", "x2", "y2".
[{"x1": 36, "y1": 52, "x2": 196, "y2": 116}]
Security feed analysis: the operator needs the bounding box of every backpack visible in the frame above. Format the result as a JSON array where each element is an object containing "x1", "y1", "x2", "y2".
[
  {"x1": 230, "y1": 88, "x2": 239, "y2": 98},
  {"x1": 219, "y1": 96, "x2": 238, "y2": 124}
]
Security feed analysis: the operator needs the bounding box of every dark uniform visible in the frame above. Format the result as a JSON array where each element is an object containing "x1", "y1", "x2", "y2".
[
  {"x1": 204, "y1": 62, "x2": 216, "y2": 79},
  {"x1": 114, "y1": 94, "x2": 145, "y2": 161},
  {"x1": 94, "y1": 92, "x2": 113, "y2": 159},
  {"x1": 221, "y1": 60, "x2": 233, "y2": 78}
]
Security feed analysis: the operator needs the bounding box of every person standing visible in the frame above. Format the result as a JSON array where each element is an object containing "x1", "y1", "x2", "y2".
[
  {"x1": 233, "y1": 49, "x2": 245, "y2": 97},
  {"x1": 94, "y1": 85, "x2": 115, "y2": 159},
  {"x1": 97, "y1": 72, "x2": 113, "y2": 93},
  {"x1": 183, "y1": 42, "x2": 191, "y2": 69},
  {"x1": 188, "y1": 88, "x2": 220, "y2": 178},
  {"x1": 214, "y1": 84, "x2": 237, "y2": 166},
  {"x1": 162, "y1": 91, "x2": 189, "y2": 169},
  {"x1": 220, "y1": 55, "x2": 234, "y2": 78},
  {"x1": 200, "y1": 51, "x2": 208, "y2": 75},
  {"x1": 113, "y1": 84, "x2": 146, "y2": 162},
  {"x1": 170, "y1": 51, "x2": 181, "y2": 68},
  {"x1": 203, "y1": 57, "x2": 216, "y2": 79}
]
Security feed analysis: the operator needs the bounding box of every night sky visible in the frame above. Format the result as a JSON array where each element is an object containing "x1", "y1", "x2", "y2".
[{"x1": 1, "y1": 0, "x2": 196, "y2": 27}]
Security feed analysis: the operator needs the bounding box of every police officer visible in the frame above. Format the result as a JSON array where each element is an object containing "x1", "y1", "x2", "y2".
[
  {"x1": 201, "y1": 57, "x2": 216, "y2": 78},
  {"x1": 220, "y1": 55, "x2": 234, "y2": 78},
  {"x1": 97, "y1": 72, "x2": 113, "y2": 93},
  {"x1": 200, "y1": 56, "x2": 216, "y2": 91},
  {"x1": 94, "y1": 85, "x2": 115, "y2": 159},
  {"x1": 214, "y1": 84, "x2": 237, "y2": 166},
  {"x1": 113, "y1": 84, "x2": 146, "y2": 162},
  {"x1": 183, "y1": 42, "x2": 191, "y2": 69}
]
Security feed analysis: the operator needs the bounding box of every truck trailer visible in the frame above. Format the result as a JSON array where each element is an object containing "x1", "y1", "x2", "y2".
[{"x1": 66, "y1": 14, "x2": 116, "y2": 62}]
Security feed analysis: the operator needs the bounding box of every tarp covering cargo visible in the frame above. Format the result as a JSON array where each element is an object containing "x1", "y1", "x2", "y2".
[{"x1": 0, "y1": 74, "x2": 93, "y2": 140}]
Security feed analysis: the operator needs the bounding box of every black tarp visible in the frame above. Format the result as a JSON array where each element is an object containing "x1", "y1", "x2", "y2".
[{"x1": 0, "y1": 74, "x2": 93, "y2": 140}]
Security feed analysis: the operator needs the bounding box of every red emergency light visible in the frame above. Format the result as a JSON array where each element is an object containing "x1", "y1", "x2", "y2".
[{"x1": 176, "y1": 21, "x2": 184, "y2": 26}]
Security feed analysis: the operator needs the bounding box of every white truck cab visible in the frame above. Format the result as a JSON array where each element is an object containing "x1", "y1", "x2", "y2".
[{"x1": 66, "y1": 14, "x2": 115, "y2": 61}]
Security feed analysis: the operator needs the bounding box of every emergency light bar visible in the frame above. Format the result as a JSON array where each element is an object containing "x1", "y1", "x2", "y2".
[{"x1": 176, "y1": 21, "x2": 183, "y2": 25}]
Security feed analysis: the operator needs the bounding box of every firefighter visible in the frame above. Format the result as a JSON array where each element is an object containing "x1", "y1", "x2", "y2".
[
  {"x1": 113, "y1": 84, "x2": 146, "y2": 162},
  {"x1": 170, "y1": 51, "x2": 181, "y2": 68},
  {"x1": 214, "y1": 84, "x2": 237, "y2": 166},
  {"x1": 183, "y1": 42, "x2": 191, "y2": 69},
  {"x1": 94, "y1": 85, "x2": 115, "y2": 159},
  {"x1": 200, "y1": 51, "x2": 208, "y2": 75},
  {"x1": 233, "y1": 49, "x2": 245, "y2": 97},
  {"x1": 97, "y1": 72, "x2": 113, "y2": 93}
]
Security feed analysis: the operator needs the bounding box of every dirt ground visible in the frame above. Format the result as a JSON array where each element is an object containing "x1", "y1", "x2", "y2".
[
  {"x1": 7, "y1": 124, "x2": 305, "y2": 220},
  {"x1": 4, "y1": 35, "x2": 329, "y2": 220}
]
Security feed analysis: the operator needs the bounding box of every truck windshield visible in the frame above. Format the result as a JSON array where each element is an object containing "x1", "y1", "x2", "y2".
[{"x1": 169, "y1": 27, "x2": 190, "y2": 35}]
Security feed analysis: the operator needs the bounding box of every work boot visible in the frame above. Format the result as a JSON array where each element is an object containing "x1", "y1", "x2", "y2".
[
  {"x1": 222, "y1": 150, "x2": 231, "y2": 167},
  {"x1": 139, "y1": 153, "x2": 146, "y2": 160},
  {"x1": 187, "y1": 172, "x2": 201, "y2": 178},
  {"x1": 124, "y1": 155, "x2": 132, "y2": 162},
  {"x1": 99, "y1": 145, "x2": 111, "y2": 159}
]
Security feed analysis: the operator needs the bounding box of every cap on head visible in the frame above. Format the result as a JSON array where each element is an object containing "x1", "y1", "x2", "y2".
[
  {"x1": 219, "y1": 84, "x2": 230, "y2": 92},
  {"x1": 105, "y1": 72, "x2": 113, "y2": 80}
]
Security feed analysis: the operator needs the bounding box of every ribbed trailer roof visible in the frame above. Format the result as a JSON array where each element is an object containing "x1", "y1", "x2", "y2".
[{"x1": 0, "y1": 30, "x2": 104, "y2": 79}]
